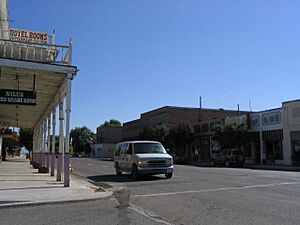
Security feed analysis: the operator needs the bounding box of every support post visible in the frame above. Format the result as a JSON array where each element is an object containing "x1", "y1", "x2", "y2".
[
  {"x1": 57, "y1": 98, "x2": 64, "y2": 181},
  {"x1": 0, "y1": 136, "x2": 2, "y2": 162},
  {"x1": 51, "y1": 109, "x2": 56, "y2": 176},
  {"x1": 64, "y1": 74, "x2": 72, "y2": 187},
  {"x1": 38, "y1": 120, "x2": 49, "y2": 173},
  {"x1": 47, "y1": 115, "x2": 51, "y2": 171},
  {"x1": 260, "y1": 131, "x2": 264, "y2": 164}
]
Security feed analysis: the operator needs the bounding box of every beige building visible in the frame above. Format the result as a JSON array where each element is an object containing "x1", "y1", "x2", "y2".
[
  {"x1": 282, "y1": 100, "x2": 300, "y2": 165},
  {"x1": 92, "y1": 126, "x2": 122, "y2": 158},
  {"x1": 226, "y1": 99, "x2": 300, "y2": 166}
]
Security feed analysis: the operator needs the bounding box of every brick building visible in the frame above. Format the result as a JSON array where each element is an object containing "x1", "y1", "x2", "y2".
[
  {"x1": 123, "y1": 106, "x2": 242, "y2": 161},
  {"x1": 91, "y1": 126, "x2": 122, "y2": 158}
]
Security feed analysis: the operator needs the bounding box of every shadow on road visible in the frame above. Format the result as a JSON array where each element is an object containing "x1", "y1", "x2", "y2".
[{"x1": 87, "y1": 174, "x2": 166, "y2": 184}]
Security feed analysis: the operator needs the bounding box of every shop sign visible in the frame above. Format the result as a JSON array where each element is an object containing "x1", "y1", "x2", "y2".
[
  {"x1": 0, "y1": 89, "x2": 37, "y2": 105},
  {"x1": 9, "y1": 28, "x2": 48, "y2": 44}
]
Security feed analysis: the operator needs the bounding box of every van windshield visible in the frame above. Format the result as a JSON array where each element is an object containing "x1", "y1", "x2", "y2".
[{"x1": 134, "y1": 143, "x2": 167, "y2": 154}]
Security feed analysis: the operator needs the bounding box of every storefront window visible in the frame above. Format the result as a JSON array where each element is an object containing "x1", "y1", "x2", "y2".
[
  {"x1": 274, "y1": 140, "x2": 283, "y2": 160},
  {"x1": 291, "y1": 131, "x2": 300, "y2": 163},
  {"x1": 245, "y1": 143, "x2": 252, "y2": 158}
]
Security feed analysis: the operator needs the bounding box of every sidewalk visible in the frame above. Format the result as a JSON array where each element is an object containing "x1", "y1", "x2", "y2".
[
  {"x1": 190, "y1": 161, "x2": 300, "y2": 172},
  {"x1": 244, "y1": 164, "x2": 300, "y2": 172},
  {"x1": 0, "y1": 157, "x2": 113, "y2": 208}
]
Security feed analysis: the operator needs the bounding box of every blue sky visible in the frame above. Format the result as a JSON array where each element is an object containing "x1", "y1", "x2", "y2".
[{"x1": 9, "y1": 0, "x2": 300, "y2": 132}]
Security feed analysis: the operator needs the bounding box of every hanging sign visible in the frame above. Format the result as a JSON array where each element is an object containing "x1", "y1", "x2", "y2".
[
  {"x1": 9, "y1": 28, "x2": 48, "y2": 44},
  {"x1": 0, "y1": 89, "x2": 37, "y2": 105}
]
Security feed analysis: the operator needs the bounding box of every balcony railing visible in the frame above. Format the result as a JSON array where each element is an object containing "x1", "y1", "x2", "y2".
[{"x1": 0, "y1": 38, "x2": 72, "y2": 65}]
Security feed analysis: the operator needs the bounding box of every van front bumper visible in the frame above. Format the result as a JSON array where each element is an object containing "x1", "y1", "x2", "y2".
[{"x1": 137, "y1": 166, "x2": 174, "y2": 175}]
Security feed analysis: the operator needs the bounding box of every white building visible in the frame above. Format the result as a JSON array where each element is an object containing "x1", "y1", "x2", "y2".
[{"x1": 226, "y1": 99, "x2": 300, "y2": 166}]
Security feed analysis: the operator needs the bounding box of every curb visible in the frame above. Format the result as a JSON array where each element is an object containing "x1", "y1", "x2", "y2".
[
  {"x1": 0, "y1": 192, "x2": 113, "y2": 209},
  {"x1": 0, "y1": 173, "x2": 113, "y2": 209}
]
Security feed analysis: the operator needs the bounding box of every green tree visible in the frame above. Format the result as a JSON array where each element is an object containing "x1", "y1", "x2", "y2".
[
  {"x1": 168, "y1": 122, "x2": 194, "y2": 160},
  {"x1": 70, "y1": 126, "x2": 93, "y2": 155},
  {"x1": 100, "y1": 119, "x2": 122, "y2": 127},
  {"x1": 139, "y1": 124, "x2": 170, "y2": 146},
  {"x1": 18, "y1": 128, "x2": 33, "y2": 151},
  {"x1": 213, "y1": 122, "x2": 250, "y2": 149}
]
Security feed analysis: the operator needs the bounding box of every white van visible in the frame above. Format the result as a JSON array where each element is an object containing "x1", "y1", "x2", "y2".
[{"x1": 114, "y1": 141, "x2": 174, "y2": 179}]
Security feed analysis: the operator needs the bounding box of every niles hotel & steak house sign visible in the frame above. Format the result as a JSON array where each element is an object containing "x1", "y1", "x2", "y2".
[
  {"x1": 0, "y1": 89, "x2": 37, "y2": 105},
  {"x1": 9, "y1": 28, "x2": 48, "y2": 44}
]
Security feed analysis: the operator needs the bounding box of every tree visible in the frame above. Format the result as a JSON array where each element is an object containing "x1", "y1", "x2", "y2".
[
  {"x1": 18, "y1": 128, "x2": 33, "y2": 151},
  {"x1": 139, "y1": 124, "x2": 170, "y2": 146},
  {"x1": 168, "y1": 122, "x2": 194, "y2": 160},
  {"x1": 213, "y1": 122, "x2": 250, "y2": 149},
  {"x1": 70, "y1": 126, "x2": 93, "y2": 155},
  {"x1": 100, "y1": 119, "x2": 121, "y2": 127}
]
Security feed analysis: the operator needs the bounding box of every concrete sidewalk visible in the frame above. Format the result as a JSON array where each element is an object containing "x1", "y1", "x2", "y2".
[
  {"x1": 190, "y1": 161, "x2": 300, "y2": 172},
  {"x1": 0, "y1": 157, "x2": 112, "y2": 208}
]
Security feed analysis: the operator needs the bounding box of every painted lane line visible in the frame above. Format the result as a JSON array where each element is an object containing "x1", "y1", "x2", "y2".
[
  {"x1": 173, "y1": 175, "x2": 190, "y2": 179},
  {"x1": 131, "y1": 181, "x2": 300, "y2": 198},
  {"x1": 128, "y1": 204, "x2": 173, "y2": 225}
]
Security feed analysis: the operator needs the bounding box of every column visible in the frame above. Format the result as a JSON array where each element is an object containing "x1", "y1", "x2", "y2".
[
  {"x1": 57, "y1": 98, "x2": 64, "y2": 181},
  {"x1": 43, "y1": 119, "x2": 47, "y2": 169},
  {"x1": 38, "y1": 123, "x2": 42, "y2": 168},
  {"x1": 0, "y1": 136, "x2": 2, "y2": 162},
  {"x1": 51, "y1": 109, "x2": 56, "y2": 176},
  {"x1": 260, "y1": 131, "x2": 264, "y2": 164},
  {"x1": 47, "y1": 115, "x2": 51, "y2": 171},
  {"x1": 64, "y1": 75, "x2": 72, "y2": 187},
  {"x1": 31, "y1": 128, "x2": 36, "y2": 166}
]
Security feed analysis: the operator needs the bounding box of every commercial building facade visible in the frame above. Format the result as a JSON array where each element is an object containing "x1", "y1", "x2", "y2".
[
  {"x1": 123, "y1": 106, "x2": 242, "y2": 161},
  {"x1": 92, "y1": 126, "x2": 122, "y2": 158},
  {"x1": 226, "y1": 99, "x2": 300, "y2": 166}
]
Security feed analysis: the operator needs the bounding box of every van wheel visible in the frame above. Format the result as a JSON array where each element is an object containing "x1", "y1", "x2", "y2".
[
  {"x1": 132, "y1": 165, "x2": 139, "y2": 180},
  {"x1": 115, "y1": 163, "x2": 122, "y2": 176},
  {"x1": 165, "y1": 173, "x2": 173, "y2": 179}
]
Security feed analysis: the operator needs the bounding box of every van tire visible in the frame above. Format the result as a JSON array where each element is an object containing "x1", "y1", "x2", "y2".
[
  {"x1": 165, "y1": 173, "x2": 173, "y2": 179},
  {"x1": 132, "y1": 165, "x2": 139, "y2": 180},
  {"x1": 115, "y1": 163, "x2": 122, "y2": 176}
]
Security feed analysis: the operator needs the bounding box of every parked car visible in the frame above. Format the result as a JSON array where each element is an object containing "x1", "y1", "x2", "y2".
[
  {"x1": 170, "y1": 152, "x2": 186, "y2": 164},
  {"x1": 114, "y1": 141, "x2": 174, "y2": 180},
  {"x1": 210, "y1": 149, "x2": 245, "y2": 167}
]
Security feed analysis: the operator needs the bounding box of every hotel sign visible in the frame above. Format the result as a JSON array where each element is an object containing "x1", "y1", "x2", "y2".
[
  {"x1": 0, "y1": 89, "x2": 37, "y2": 105},
  {"x1": 9, "y1": 28, "x2": 48, "y2": 44}
]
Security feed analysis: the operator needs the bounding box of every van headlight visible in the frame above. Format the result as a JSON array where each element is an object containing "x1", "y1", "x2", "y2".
[
  {"x1": 137, "y1": 160, "x2": 147, "y2": 167},
  {"x1": 168, "y1": 158, "x2": 173, "y2": 166}
]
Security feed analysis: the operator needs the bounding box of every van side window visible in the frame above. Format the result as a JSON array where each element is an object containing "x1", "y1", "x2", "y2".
[
  {"x1": 121, "y1": 143, "x2": 128, "y2": 154},
  {"x1": 115, "y1": 144, "x2": 121, "y2": 156},
  {"x1": 127, "y1": 144, "x2": 132, "y2": 155}
]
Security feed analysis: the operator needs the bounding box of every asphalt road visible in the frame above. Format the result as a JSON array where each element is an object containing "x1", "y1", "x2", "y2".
[
  {"x1": 1, "y1": 158, "x2": 299, "y2": 225},
  {"x1": 71, "y1": 158, "x2": 300, "y2": 225}
]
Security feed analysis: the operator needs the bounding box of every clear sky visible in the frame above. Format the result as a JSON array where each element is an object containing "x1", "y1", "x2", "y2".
[{"x1": 9, "y1": 0, "x2": 300, "y2": 132}]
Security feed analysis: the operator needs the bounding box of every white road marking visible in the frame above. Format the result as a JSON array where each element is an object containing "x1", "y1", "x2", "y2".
[
  {"x1": 131, "y1": 181, "x2": 300, "y2": 198},
  {"x1": 173, "y1": 175, "x2": 190, "y2": 179},
  {"x1": 128, "y1": 204, "x2": 173, "y2": 225}
]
